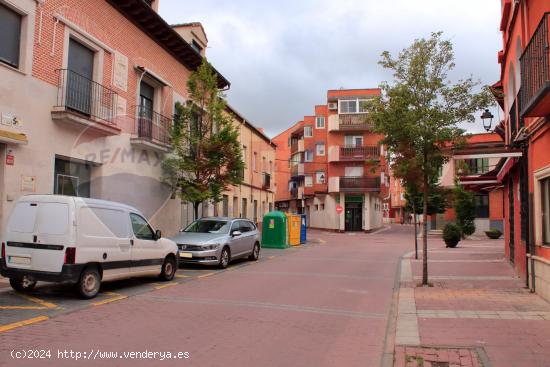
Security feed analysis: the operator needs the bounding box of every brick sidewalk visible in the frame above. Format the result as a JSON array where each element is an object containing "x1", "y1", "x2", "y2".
[{"x1": 395, "y1": 237, "x2": 550, "y2": 367}]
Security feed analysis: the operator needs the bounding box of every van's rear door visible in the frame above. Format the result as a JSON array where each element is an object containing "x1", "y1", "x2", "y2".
[{"x1": 5, "y1": 199, "x2": 72, "y2": 273}]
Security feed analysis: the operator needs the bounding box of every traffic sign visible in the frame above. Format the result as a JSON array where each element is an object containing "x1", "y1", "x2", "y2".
[{"x1": 336, "y1": 204, "x2": 343, "y2": 214}]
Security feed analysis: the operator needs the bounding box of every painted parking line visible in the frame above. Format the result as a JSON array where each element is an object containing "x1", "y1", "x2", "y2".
[
  {"x1": 16, "y1": 293, "x2": 57, "y2": 309},
  {"x1": 0, "y1": 305, "x2": 46, "y2": 310},
  {"x1": 91, "y1": 292, "x2": 127, "y2": 306},
  {"x1": 174, "y1": 274, "x2": 192, "y2": 279},
  {"x1": 154, "y1": 282, "x2": 179, "y2": 290},
  {"x1": 197, "y1": 272, "x2": 215, "y2": 279},
  {"x1": 0, "y1": 316, "x2": 49, "y2": 333}
]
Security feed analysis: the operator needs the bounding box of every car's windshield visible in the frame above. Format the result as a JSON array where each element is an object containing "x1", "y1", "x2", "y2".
[{"x1": 183, "y1": 220, "x2": 231, "y2": 234}]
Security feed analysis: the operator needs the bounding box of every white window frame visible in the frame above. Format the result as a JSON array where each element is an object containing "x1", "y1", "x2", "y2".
[
  {"x1": 0, "y1": 0, "x2": 34, "y2": 75},
  {"x1": 338, "y1": 98, "x2": 369, "y2": 114},
  {"x1": 316, "y1": 142, "x2": 325, "y2": 156},
  {"x1": 304, "y1": 150, "x2": 313, "y2": 162},
  {"x1": 304, "y1": 175, "x2": 313, "y2": 187},
  {"x1": 534, "y1": 166, "x2": 550, "y2": 246},
  {"x1": 344, "y1": 135, "x2": 363, "y2": 147},
  {"x1": 304, "y1": 126, "x2": 313, "y2": 137},
  {"x1": 315, "y1": 116, "x2": 325, "y2": 129}
]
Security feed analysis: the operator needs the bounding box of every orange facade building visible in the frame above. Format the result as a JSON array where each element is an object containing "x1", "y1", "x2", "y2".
[
  {"x1": 495, "y1": 0, "x2": 550, "y2": 302},
  {"x1": 273, "y1": 89, "x2": 389, "y2": 232}
]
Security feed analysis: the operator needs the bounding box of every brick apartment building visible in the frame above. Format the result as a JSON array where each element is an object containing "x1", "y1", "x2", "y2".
[
  {"x1": 494, "y1": 0, "x2": 550, "y2": 301},
  {"x1": 273, "y1": 89, "x2": 389, "y2": 232},
  {"x1": 0, "y1": 0, "x2": 274, "y2": 235}
]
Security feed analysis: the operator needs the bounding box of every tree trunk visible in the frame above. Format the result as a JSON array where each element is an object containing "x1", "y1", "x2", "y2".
[
  {"x1": 422, "y1": 153, "x2": 429, "y2": 286},
  {"x1": 193, "y1": 201, "x2": 200, "y2": 221},
  {"x1": 413, "y1": 203, "x2": 418, "y2": 260}
]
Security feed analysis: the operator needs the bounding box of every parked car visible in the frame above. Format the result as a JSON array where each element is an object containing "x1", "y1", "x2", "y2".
[
  {"x1": 170, "y1": 217, "x2": 261, "y2": 269},
  {"x1": 0, "y1": 195, "x2": 178, "y2": 299}
]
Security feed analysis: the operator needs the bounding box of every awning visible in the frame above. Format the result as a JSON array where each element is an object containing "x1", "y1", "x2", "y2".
[
  {"x1": 497, "y1": 156, "x2": 519, "y2": 182},
  {"x1": 0, "y1": 130, "x2": 28, "y2": 145}
]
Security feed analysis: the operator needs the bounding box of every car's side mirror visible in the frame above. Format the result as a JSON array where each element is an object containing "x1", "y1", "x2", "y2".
[
  {"x1": 231, "y1": 230, "x2": 242, "y2": 237},
  {"x1": 155, "y1": 229, "x2": 162, "y2": 240}
]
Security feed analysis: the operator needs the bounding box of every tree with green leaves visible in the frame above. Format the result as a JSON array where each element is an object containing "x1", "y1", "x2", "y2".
[
  {"x1": 368, "y1": 32, "x2": 491, "y2": 285},
  {"x1": 453, "y1": 182, "x2": 476, "y2": 238},
  {"x1": 162, "y1": 61, "x2": 244, "y2": 220}
]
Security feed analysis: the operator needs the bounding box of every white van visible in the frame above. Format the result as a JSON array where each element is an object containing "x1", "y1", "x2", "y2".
[{"x1": 0, "y1": 195, "x2": 178, "y2": 298}]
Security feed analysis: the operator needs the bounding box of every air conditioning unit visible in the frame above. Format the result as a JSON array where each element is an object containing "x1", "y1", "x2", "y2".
[{"x1": 328, "y1": 102, "x2": 337, "y2": 110}]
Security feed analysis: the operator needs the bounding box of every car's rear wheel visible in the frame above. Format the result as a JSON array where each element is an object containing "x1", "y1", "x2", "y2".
[
  {"x1": 77, "y1": 267, "x2": 101, "y2": 299},
  {"x1": 9, "y1": 277, "x2": 37, "y2": 292},
  {"x1": 219, "y1": 247, "x2": 230, "y2": 269},
  {"x1": 159, "y1": 256, "x2": 176, "y2": 281},
  {"x1": 248, "y1": 242, "x2": 260, "y2": 261}
]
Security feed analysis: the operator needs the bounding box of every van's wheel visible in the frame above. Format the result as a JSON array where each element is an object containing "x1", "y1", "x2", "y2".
[
  {"x1": 219, "y1": 247, "x2": 230, "y2": 269},
  {"x1": 159, "y1": 256, "x2": 176, "y2": 281},
  {"x1": 9, "y1": 277, "x2": 37, "y2": 292},
  {"x1": 77, "y1": 267, "x2": 101, "y2": 299},
  {"x1": 248, "y1": 242, "x2": 260, "y2": 261}
]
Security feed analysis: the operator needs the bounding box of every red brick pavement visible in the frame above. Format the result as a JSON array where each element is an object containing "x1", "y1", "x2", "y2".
[{"x1": 408, "y1": 237, "x2": 550, "y2": 367}]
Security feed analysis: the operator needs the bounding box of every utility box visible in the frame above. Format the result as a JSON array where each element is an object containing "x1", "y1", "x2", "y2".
[
  {"x1": 300, "y1": 214, "x2": 307, "y2": 244},
  {"x1": 261, "y1": 211, "x2": 289, "y2": 249},
  {"x1": 287, "y1": 214, "x2": 301, "y2": 246}
]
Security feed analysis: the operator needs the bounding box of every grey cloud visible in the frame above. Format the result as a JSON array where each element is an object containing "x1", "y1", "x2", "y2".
[{"x1": 160, "y1": 0, "x2": 502, "y2": 137}]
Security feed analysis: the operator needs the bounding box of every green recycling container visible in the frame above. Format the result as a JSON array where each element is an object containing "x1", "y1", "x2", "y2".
[{"x1": 261, "y1": 211, "x2": 289, "y2": 249}]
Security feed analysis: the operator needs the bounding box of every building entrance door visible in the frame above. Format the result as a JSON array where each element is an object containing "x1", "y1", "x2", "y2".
[{"x1": 345, "y1": 202, "x2": 362, "y2": 231}]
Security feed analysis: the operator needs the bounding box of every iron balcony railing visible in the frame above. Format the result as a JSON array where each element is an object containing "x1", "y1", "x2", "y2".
[
  {"x1": 519, "y1": 12, "x2": 549, "y2": 116},
  {"x1": 339, "y1": 176, "x2": 380, "y2": 192},
  {"x1": 55, "y1": 69, "x2": 118, "y2": 125},
  {"x1": 340, "y1": 145, "x2": 380, "y2": 160},
  {"x1": 134, "y1": 105, "x2": 172, "y2": 145},
  {"x1": 339, "y1": 113, "x2": 371, "y2": 130}
]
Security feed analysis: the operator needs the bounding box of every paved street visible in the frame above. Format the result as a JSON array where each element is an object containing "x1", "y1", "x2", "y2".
[
  {"x1": 1, "y1": 226, "x2": 550, "y2": 367},
  {"x1": 0, "y1": 226, "x2": 410, "y2": 367}
]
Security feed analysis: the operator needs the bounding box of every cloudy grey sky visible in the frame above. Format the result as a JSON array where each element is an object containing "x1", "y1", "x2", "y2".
[{"x1": 160, "y1": 0, "x2": 502, "y2": 138}]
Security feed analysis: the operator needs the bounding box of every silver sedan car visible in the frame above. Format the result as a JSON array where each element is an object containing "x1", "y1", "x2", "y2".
[{"x1": 170, "y1": 217, "x2": 261, "y2": 269}]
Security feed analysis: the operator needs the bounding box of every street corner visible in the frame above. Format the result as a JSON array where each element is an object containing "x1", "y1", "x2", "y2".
[{"x1": 394, "y1": 345, "x2": 488, "y2": 367}]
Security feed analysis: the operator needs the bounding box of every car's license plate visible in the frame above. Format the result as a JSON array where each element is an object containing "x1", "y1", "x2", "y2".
[
  {"x1": 9, "y1": 256, "x2": 31, "y2": 265},
  {"x1": 180, "y1": 252, "x2": 192, "y2": 258}
]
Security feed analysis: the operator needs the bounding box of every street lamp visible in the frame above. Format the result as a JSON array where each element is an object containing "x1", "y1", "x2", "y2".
[{"x1": 480, "y1": 109, "x2": 494, "y2": 132}]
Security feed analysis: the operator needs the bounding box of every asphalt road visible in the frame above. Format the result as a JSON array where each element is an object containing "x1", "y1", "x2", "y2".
[{"x1": 0, "y1": 226, "x2": 414, "y2": 367}]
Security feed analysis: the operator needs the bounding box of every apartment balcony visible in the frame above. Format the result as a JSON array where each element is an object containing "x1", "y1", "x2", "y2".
[
  {"x1": 519, "y1": 13, "x2": 550, "y2": 117},
  {"x1": 328, "y1": 176, "x2": 381, "y2": 193},
  {"x1": 52, "y1": 69, "x2": 120, "y2": 135},
  {"x1": 291, "y1": 139, "x2": 304, "y2": 153},
  {"x1": 290, "y1": 186, "x2": 304, "y2": 199},
  {"x1": 328, "y1": 113, "x2": 372, "y2": 131},
  {"x1": 328, "y1": 145, "x2": 380, "y2": 162},
  {"x1": 290, "y1": 163, "x2": 304, "y2": 178},
  {"x1": 262, "y1": 172, "x2": 271, "y2": 190},
  {"x1": 130, "y1": 105, "x2": 172, "y2": 153}
]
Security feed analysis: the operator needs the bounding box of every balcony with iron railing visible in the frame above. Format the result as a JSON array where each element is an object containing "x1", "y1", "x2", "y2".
[
  {"x1": 52, "y1": 69, "x2": 120, "y2": 135},
  {"x1": 328, "y1": 145, "x2": 380, "y2": 162},
  {"x1": 290, "y1": 138, "x2": 304, "y2": 153},
  {"x1": 290, "y1": 163, "x2": 305, "y2": 178},
  {"x1": 519, "y1": 12, "x2": 550, "y2": 117},
  {"x1": 328, "y1": 176, "x2": 381, "y2": 193},
  {"x1": 130, "y1": 105, "x2": 172, "y2": 152},
  {"x1": 328, "y1": 113, "x2": 372, "y2": 131}
]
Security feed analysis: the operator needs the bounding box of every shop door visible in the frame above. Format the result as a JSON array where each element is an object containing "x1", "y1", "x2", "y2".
[{"x1": 345, "y1": 202, "x2": 362, "y2": 231}]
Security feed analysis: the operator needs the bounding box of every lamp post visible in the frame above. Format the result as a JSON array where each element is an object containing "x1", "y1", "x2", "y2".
[{"x1": 481, "y1": 109, "x2": 494, "y2": 132}]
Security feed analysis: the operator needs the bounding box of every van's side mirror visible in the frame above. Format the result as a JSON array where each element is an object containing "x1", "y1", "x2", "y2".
[
  {"x1": 231, "y1": 230, "x2": 242, "y2": 237},
  {"x1": 155, "y1": 230, "x2": 162, "y2": 240}
]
